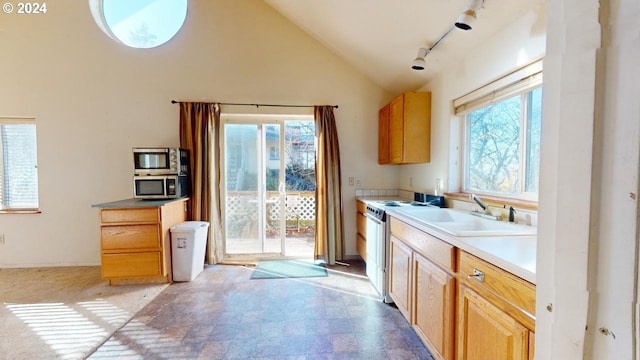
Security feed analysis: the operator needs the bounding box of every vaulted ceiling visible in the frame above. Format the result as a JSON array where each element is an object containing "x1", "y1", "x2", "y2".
[{"x1": 265, "y1": 0, "x2": 546, "y2": 95}]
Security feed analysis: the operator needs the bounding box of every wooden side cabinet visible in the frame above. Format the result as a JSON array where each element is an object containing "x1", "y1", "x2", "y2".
[
  {"x1": 356, "y1": 200, "x2": 367, "y2": 261},
  {"x1": 98, "y1": 198, "x2": 188, "y2": 285},
  {"x1": 378, "y1": 91, "x2": 431, "y2": 164}
]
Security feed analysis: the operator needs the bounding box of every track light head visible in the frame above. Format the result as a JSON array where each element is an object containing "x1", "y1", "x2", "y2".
[
  {"x1": 455, "y1": 10, "x2": 477, "y2": 30},
  {"x1": 455, "y1": 0, "x2": 483, "y2": 30},
  {"x1": 411, "y1": 47, "x2": 429, "y2": 71}
]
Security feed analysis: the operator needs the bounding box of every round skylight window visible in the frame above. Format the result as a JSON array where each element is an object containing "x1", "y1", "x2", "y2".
[{"x1": 89, "y1": 0, "x2": 188, "y2": 49}]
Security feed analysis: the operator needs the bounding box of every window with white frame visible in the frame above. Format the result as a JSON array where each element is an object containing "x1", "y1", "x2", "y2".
[
  {"x1": 0, "y1": 117, "x2": 39, "y2": 211},
  {"x1": 454, "y1": 60, "x2": 543, "y2": 200}
]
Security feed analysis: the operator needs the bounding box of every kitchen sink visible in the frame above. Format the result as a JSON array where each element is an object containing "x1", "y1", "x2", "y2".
[{"x1": 392, "y1": 207, "x2": 536, "y2": 237}]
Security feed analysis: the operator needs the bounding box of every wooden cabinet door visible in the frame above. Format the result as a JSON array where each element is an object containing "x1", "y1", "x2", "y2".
[
  {"x1": 389, "y1": 95, "x2": 405, "y2": 164},
  {"x1": 378, "y1": 104, "x2": 391, "y2": 164},
  {"x1": 413, "y1": 252, "x2": 455, "y2": 360},
  {"x1": 457, "y1": 284, "x2": 529, "y2": 360},
  {"x1": 403, "y1": 92, "x2": 431, "y2": 163},
  {"x1": 378, "y1": 91, "x2": 430, "y2": 164},
  {"x1": 389, "y1": 235, "x2": 412, "y2": 319}
]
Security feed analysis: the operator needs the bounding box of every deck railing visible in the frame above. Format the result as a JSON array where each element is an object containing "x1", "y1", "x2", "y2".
[{"x1": 225, "y1": 191, "x2": 316, "y2": 236}]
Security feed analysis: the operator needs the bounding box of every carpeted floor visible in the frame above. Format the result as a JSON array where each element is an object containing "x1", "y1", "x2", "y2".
[{"x1": 0, "y1": 266, "x2": 167, "y2": 360}]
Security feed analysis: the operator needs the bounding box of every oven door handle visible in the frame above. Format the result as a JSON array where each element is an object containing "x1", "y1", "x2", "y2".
[{"x1": 363, "y1": 212, "x2": 383, "y2": 225}]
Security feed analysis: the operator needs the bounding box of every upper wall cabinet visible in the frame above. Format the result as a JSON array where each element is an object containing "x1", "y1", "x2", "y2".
[{"x1": 378, "y1": 91, "x2": 431, "y2": 164}]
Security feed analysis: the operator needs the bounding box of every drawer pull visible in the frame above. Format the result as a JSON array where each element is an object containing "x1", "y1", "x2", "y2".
[{"x1": 468, "y1": 269, "x2": 485, "y2": 282}]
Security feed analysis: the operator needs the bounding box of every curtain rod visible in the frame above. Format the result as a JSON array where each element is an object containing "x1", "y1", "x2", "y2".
[{"x1": 171, "y1": 100, "x2": 338, "y2": 109}]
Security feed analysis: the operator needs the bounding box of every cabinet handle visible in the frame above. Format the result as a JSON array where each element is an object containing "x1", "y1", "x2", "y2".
[{"x1": 468, "y1": 269, "x2": 485, "y2": 282}]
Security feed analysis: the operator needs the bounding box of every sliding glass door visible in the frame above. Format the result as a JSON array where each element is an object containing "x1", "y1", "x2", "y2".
[{"x1": 221, "y1": 117, "x2": 316, "y2": 261}]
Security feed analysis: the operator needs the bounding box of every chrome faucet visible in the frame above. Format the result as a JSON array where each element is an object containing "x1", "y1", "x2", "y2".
[
  {"x1": 470, "y1": 194, "x2": 501, "y2": 221},
  {"x1": 471, "y1": 194, "x2": 488, "y2": 212}
]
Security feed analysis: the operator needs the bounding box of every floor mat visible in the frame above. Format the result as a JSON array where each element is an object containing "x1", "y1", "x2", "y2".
[{"x1": 250, "y1": 259, "x2": 328, "y2": 279}]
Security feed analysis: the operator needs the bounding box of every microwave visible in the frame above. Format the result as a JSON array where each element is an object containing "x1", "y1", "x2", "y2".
[
  {"x1": 133, "y1": 147, "x2": 189, "y2": 176},
  {"x1": 133, "y1": 175, "x2": 188, "y2": 199}
]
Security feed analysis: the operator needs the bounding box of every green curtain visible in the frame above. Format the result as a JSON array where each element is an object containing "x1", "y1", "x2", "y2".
[{"x1": 314, "y1": 105, "x2": 344, "y2": 265}]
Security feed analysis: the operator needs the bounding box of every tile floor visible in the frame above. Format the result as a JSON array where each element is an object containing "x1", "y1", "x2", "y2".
[{"x1": 88, "y1": 260, "x2": 434, "y2": 360}]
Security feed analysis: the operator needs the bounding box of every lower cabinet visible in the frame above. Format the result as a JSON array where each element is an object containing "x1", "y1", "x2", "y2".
[
  {"x1": 457, "y1": 284, "x2": 530, "y2": 360},
  {"x1": 389, "y1": 235, "x2": 412, "y2": 319},
  {"x1": 413, "y1": 252, "x2": 455, "y2": 360},
  {"x1": 389, "y1": 219, "x2": 456, "y2": 360},
  {"x1": 456, "y1": 251, "x2": 536, "y2": 360},
  {"x1": 356, "y1": 200, "x2": 367, "y2": 261},
  {"x1": 98, "y1": 198, "x2": 188, "y2": 285},
  {"x1": 388, "y1": 217, "x2": 535, "y2": 360}
]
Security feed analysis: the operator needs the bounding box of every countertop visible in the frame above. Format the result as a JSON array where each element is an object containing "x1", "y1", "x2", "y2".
[
  {"x1": 357, "y1": 197, "x2": 537, "y2": 284},
  {"x1": 91, "y1": 197, "x2": 188, "y2": 208}
]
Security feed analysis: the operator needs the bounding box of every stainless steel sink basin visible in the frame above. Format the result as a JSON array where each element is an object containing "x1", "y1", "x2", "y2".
[{"x1": 392, "y1": 207, "x2": 536, "y2": 237}]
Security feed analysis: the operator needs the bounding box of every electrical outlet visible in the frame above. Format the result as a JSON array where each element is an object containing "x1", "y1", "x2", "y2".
[
  {"x1": 348, "y1": 177, "x2": 354, "y2": 186},
  {"x1": 409, "y1": 177, "x2": 414, "y2": 188},
  {"x1": 355, "y1": 177, "x2": 361, "y2": 186},
  {"x1": 0, "y1": 234, "x2": 5, "y2": 245}
]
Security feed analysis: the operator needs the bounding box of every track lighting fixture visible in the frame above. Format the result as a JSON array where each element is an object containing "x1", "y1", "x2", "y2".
[
  {"x1": 410, "y1": 0, "x2": 485, "y2": 71},
  {"x1": 455, "y1": 0, "x2": 484, "y2": 30},
  {"x1": 411, "y1": 48, "x2": 429, "y2": 70},
  {"x1": 410, "y1": 26, "x2": 455, "y2": 71}
]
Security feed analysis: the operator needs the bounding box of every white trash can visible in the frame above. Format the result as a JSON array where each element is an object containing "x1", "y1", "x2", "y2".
[{"x1": 170, "y1": 221, "x2": 210, "y2": 281}]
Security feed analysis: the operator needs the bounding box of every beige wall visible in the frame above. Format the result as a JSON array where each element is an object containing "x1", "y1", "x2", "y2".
[{"x1": 0, "y1": 0, "x2": 395, "y2": 266}]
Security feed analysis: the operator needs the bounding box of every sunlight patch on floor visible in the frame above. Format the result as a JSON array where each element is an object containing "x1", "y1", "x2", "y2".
[
  {"x1": 5, "y1": 302, "x2": 110, "y2": 359},
  {"x1": 89, "y1": 319, "x2": 184, "y2": 358}
]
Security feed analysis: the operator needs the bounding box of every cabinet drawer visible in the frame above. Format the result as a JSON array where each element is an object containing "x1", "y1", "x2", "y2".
[
  {"x1": 101, "y1": 208, "x2": 160, "y2": 224},
  {"x1": 356, "y1": 200, "x2": 367, "y2": 214},
  {"x1": 459, "y1": 251, "x2": 536, "y2": 316},
  {"x1": 101, "y1": 224, "x2": 161, "y2": 251},
  {"x1": 356, "y1": 211, "x2": 367, "y2": 237},
  {"x1": 390, "y1": 217, "x2": 455, "y2": 273},
  {"x1": 101, "y1": 252, "x2": 162, "y2": 278}
]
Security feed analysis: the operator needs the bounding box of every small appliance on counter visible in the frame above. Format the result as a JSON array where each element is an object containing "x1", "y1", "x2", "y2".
[
  {"x1": 133, "y1": 174, "x2": 188, "y2": 199},
  {"x1": 133, "y1": 147, "x2": 190, "y2": 199},
  {"x1": 133, "y1": 147, "x2": 189, "y2": 176}
]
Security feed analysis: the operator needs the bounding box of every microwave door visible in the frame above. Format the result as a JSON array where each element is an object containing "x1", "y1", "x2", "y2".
[
  {"x1": 135, "y1": 178, "x2": 166, "y2": 198},
  {"x1": 135, "y1": 152, "x2": 169, "y2": 171}
]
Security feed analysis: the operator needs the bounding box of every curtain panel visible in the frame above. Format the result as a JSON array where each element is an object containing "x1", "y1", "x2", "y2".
[
  {"x1": 314, "y1": 105, "x2": 345, "y2": 265},
  {"x1": 179, "y1": 102, "x2": 223, "y2": 264}
]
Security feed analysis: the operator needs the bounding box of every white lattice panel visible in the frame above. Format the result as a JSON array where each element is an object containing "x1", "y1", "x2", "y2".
[{"x1": 227, "y1": 192, "x2": 315, "y2": 222}]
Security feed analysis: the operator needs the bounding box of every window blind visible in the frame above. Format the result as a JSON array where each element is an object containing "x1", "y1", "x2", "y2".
[
  {"x1": 0, "y1": 117, "x2": 39, "y2": 211},
  {"x1": 454, "y1": 59, "x2": 543, "y2": 115}
]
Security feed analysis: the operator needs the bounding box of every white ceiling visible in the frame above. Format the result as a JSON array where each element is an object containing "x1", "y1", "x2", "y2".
[{"x1": 265, "y1": 0, "x2": 545, "y2": 95}]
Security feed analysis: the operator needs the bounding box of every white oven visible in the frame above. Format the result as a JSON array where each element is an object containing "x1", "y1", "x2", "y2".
[{"x1": 364, "y1": 203, "x2": 392, "y2": 303}]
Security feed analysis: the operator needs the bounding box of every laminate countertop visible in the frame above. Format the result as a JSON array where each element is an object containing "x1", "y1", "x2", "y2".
[
  {"x1": 91, "y1": 197, "x2": 188, "y2": 209},
  {"x1": 357, "y1": 197, "x2": 536, "y2": 284}
]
